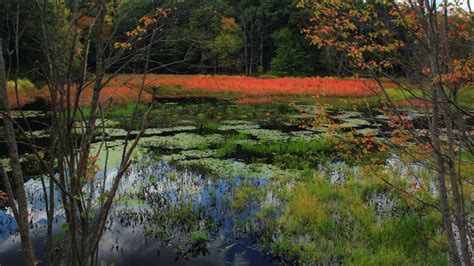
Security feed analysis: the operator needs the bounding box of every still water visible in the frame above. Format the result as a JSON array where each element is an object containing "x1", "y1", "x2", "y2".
[{"x1": 0, "y1": 160, "x2": 281, "y2": 265}]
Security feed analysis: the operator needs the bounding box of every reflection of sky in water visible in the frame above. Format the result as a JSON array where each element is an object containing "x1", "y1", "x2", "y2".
[
  {"x1": 98, "y1": 161, "x2": 276, "y2": 265},
  {"x1": 0, "y1": 176, "x2": 69, "y2": 265},
  {"x1": 0, "y1": 160, "x2": 280, "y2": 265},
  {"x1": 0, "y1": 210, "x2": 17, "y2": 242},
  {"x1": 0, "y1": 178, "x2": 61, "y2": 240}
]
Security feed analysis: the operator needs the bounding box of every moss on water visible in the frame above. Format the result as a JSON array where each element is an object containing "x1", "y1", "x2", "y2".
[
  {"x1": 178, "y1": 158, "x2": 276, "y2": 179},
  {"x1": 141, "y1": 133, "x2": 223, "y2": 150},
  {"x1": 339, "y1": 118, "x2": 372, "y2": 128},
  {"x1": 236, "y1": 128, "x2": 290, "y2": 142}
]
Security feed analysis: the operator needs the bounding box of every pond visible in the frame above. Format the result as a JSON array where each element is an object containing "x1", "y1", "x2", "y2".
[{"x1": 0, "y1": 98, "x2": 436, "y2": 265}]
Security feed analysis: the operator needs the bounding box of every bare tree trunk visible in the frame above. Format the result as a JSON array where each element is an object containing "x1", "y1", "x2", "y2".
[
  {"x1": 467, "y1": 1, "x2": 474, "y2": 58},
  {"x1": 244, "y1": 28, "x2": 248, "y2": 75},
  {"x1": 423, "y1": 3, "x2": 463, "y2": 262},
  {"x1": 429, "y1": 26, "x2": 456, "y2": 263},
  {"x1": 0, "y1": 38, "x2": 36, "y2": 266},
  {"x1": 249, "y1": 24, "x2": 254, "y2": 76},
  {"x1": 434, "y1": 4, "x2": 471, "y2": 261},
  {"x1": 430, "y1": 81, "x2": 461, "y2": 265},
  {"x1": 432, "y1": 108, "x2": 460, "y2": 266},
  {"x1": 259, "y1": 35, "x2": 263, "y2": 74},
  {"x1": 443, "y1": 103, "x2": 472, "y2": 265}
]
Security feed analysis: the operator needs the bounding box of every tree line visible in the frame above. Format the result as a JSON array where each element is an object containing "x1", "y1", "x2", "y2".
[
  {"x1": 1, "y1": 0, "x2": 355, "y2": 79},
  {"x1": 2, "y1": 0, "x2": 471, "y2": 80}
]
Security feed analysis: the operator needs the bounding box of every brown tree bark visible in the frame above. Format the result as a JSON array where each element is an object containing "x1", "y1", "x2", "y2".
[
  {"x1": 0, "y1": 38, "x2": 36, "y2": 266},
  {"x1": 430, "y1": 82, "x2": 461, "y2": 265},
  {"x1": 443, "y1": 101, "x2": 472, "y2": 265}
]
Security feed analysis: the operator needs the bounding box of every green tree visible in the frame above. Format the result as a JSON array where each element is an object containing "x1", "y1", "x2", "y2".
[
  {"x1": 270, "y1": 28, "x2": 313, "y2": 76},
  {"x1": 212, "y1": 17, "x2": 243, "y2": 72},
  {"x1": 163, "y1": 0, "x2": 233, "y2": 73}
]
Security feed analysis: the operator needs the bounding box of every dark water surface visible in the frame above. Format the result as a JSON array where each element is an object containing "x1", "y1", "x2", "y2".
[{"x1": 0, "y1": 160, "x2": 281, "y2": 265}]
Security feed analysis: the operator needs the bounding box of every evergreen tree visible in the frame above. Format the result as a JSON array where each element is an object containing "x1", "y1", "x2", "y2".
[{"x1": 270, "y1": 28, "x2": 313, "y2": 76}]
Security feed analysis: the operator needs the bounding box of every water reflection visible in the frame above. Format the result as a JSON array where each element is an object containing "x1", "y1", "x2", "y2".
[{"x1": 0, "y1": 159, "x2": 280, "y2": 265}]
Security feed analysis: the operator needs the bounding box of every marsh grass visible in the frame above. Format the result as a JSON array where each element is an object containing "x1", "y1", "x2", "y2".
[
  {"x1": 199, "y1": 121, "x2": 220, "y2": 134},
  {"x1": 216, "y1": 137, "x2": 336, "y2": 169},
  {"x1": 263, "y1": 173, "x2": 448, "y2": 265}
]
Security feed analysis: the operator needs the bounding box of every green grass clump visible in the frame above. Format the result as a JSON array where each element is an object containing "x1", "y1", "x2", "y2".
[
  {"x1": 199, "y1": 121, "x2": 220, "y2": 133},
  {"x1": 264, "y1": 175, "x2": 448, "y2": 265},
  {"x1": 190, "y1": 230, "x2": 208, "y2": 243},
  {"x1": 458, "y1": 86, "x2": 474, "y2": 108},
  {"x1": 217, "y1": 137, "x2": 336, "y2": 169},
  {"x1": 350, "y1": 248, "x2": 412, "y2": 265},
  {"x1": 232, "y1": 182, "x2": 266, "y2": 211}
]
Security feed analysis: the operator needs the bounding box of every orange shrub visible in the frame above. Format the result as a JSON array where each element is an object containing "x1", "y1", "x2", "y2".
[
  {"x1": 10, "y1": 75, "x2": 387, "y2": 108},
  {"x1": 31, "y1": 84, "x2": 152, "y2": 108},
  {"x1": 144, "y1": 75, "x2": 383, "y2": 98}
]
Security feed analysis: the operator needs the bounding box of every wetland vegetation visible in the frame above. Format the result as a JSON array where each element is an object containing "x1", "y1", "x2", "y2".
[
  {"x1": 0, "y1": 0, "x2": 473, "y2": 265},
  {"x1": 1, "y1": 94, "x2": 467, "y2": 265}
]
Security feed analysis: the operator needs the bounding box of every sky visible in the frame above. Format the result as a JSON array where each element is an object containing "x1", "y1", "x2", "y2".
[
  {"x1": 396, "y1": 0, "x2": 473, "y2": 10},
  {"x1": 461, "y1": 0, "x2": 473, "y2": 10}
]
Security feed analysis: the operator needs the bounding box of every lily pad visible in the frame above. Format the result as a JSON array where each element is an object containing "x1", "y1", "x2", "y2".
[
  {"x1": 218, "y1": 123, "x2": 260, "y2": 131},
  {"x1": 160, "y1": 149, "x2": 218, "y2": 161},
  {"x1": 141, "y1": 133, "x2": 223, "y2": 150},
  {"x1": 337, "y1": 111, "x2": 362, "y2": 119},
  {"x1": 237, "y1": 128, "x2": 289, "y2": 142},
  {"x1": 339, "y1": 118, "x2": 371, "y2": 128}
]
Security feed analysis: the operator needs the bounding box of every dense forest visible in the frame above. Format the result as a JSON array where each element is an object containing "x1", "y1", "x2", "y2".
[
  {"x1": 2, "y1": 0, "x2": 470, "y2": 79},
  {"x1": 0, "y1": 0, "x2": 350, "y2": 79}
]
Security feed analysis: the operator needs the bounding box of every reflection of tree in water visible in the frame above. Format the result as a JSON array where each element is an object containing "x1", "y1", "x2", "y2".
[{"x1": 106, "y1": 159, "x2": 274, "y2": 261}]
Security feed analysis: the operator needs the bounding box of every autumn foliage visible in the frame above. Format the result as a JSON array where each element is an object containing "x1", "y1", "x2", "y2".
[
  {"x1": 9, "y1": 75, "x2": 389, "y2": 108},
  {"x1": 145, "y1": 75, "x2": 383, "y2": 98},
  {"x1": 30, "y1": 83, "x2": 152, "y2": 108},
  {"x1": 6, "y1": 80, "x2": 38, "y2": 108}
]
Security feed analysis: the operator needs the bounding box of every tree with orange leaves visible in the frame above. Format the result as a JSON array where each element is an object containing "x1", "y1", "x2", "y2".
[{"x1": 301, "y1": 0, "x2": 472, "y2": 264}]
